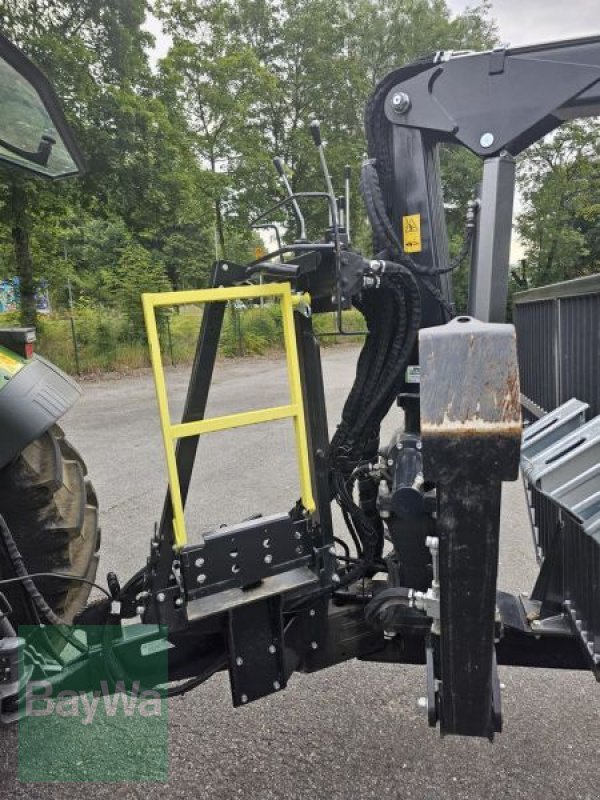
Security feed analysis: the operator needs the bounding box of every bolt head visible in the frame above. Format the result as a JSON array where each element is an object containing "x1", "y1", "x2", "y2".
[
  {"x1": 195, "y1": 557, "x2": 204, "y2": 568},
  {"x1": 311, "y1": 641, "x2": 318, "y2": 650},
  {"x1": 197, "y1": 573, "x2": 207, "y2": 584},
  {"x1": 222, "y1": 263, "x2": 229, "y2": 271},
  {"x1": 309, "y1": 609, "x2": 316, "y2": 617},
  {"x1": 268, "y1": 644, "x2": 276, "y2": 654},
  {"x1": 417, "y1": 696, "x2": 428, "y2": 709},
  {"x1": 264, "y1": 554, "x2": 273, "y2": 564},
  {"x1": 156, "y1": 592, "x2": 165, "y2": 603},
  {"x1": 391, "y1": 92, "x2": 411, "y2": 113},
  {"x1": 241, "y1": 694, "x2": 248, "y2": 704},
  {"x1": 480, "y1": 132, "x2": 495, "y2": 148},
  {"x1": 236, "y1": 656, "x2": 244, "y2": 666},
  {"x1": 273, "y1": 680, "x2": 281, "y2": 690}
]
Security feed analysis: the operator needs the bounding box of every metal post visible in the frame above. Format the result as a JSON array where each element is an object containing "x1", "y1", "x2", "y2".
[
  {"x1": 468, "y1": 153, "x2": 516, "y2": 323},
  {"x1": 67, "y1": 279, "x2": 81, "y2": 376},
  {"x1": 166, "y1": 315, "x2": 175, "y2": 367}
]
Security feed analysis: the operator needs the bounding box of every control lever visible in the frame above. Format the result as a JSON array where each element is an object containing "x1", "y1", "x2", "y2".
[
  {"x1": 272, "y1": 156, "x2": 307, "y2": 241},
  {"x1": 344, "y1": 165, "x2": 351, "y2": 243},
  {"x1": 337, "y1": 196, "x2": 345, "y2": 228},
  {"x1": 310, "y1": 120, "x2": 338, "y2": 229}
]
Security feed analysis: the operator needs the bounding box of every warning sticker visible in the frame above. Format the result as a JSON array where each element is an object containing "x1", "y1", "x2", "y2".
[
  {"x1": 0, "y1": 347, "x2": 24, "y2": 378},
  {"x1": 405, "y1": 365, "x2": 420, "y2": 384},
  {"x1": 402, "y1": 213, "x2": 422, "y2": 253}
]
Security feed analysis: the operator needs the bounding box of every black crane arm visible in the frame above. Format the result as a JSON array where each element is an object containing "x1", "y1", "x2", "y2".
[{"x1": 367, "y1": 35, "x2": 600, "y2": 325}]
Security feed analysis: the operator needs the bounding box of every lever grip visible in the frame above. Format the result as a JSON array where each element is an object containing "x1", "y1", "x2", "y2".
[
  {"x1": 310, "y1": 120, "x2": 322, "y2": 147},
  {"x1": 272, "y1": 156, "x2": 285, "y2": 176}
]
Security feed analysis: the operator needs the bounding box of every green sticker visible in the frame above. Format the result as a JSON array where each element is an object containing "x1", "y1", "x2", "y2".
[{"x1": 0, "y1": 345, "x2": 24, "y2": 382}]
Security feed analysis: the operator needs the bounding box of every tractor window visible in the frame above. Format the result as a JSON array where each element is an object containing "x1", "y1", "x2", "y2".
[{"x1": 0, "y1": 34, "x2": 83, "y2": 178}]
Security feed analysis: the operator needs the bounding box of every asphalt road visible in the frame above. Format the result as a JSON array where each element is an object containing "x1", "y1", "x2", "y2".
[{"x1": 1, "y1": 347, "x2": 599, "y2": 798}]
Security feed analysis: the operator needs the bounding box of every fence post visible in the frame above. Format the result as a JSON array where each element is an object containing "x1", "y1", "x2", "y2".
[
  {"x1": 230, "y1": 302, "x2": 244, "y2": 356},
  {"x1": 67, "y1": 279, "x2": 81, "y2": 376},
  {"x1": 166, "y1": 314, "x2": 175, "y2": 367}
]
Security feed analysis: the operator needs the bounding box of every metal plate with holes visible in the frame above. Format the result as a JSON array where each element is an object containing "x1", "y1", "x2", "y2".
[
  {"x1": 524, "y1": 415, "x2": 600, "y2": 499},
  {"x1": 186, "y1": 567, "x2": 318, "y2": 622},
  {"x1": 228, "y1": 597, "x2": 286, "y2": 706},
  {"x1": 521, "y1": 398, "x2": 588, "y2": 461},
  {"x1": 180, "y1": 513, "x2": 313, "y2": 602},
  {"x1": 520, "y1": 399, "x2": 600, "y2": 535}
]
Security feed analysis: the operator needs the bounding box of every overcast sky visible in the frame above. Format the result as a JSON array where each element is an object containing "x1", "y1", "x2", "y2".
[
  {"x1": 147, "y1": 2, "x2": 600, "y2": 64},
  {"x1": 447, "y1": 0, "x2": 600, "y2": 46}
]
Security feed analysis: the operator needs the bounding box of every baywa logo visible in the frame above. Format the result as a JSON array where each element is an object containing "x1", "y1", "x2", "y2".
[
  {"x1": 18, "y1": 624, "x2": 169, "y2": 783},
  {"x1": 25, "y1": 680, "x2": 163, "y2": 726}
]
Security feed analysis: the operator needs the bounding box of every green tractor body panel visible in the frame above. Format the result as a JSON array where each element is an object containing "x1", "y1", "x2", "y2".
[{"x1": 0, "y1": 344, "x2": 26, "y2": 386}]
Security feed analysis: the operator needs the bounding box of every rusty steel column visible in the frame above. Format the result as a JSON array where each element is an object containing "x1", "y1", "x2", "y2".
[{"x1": 419, "y1": 316, "x2": 522, "y2": 738}]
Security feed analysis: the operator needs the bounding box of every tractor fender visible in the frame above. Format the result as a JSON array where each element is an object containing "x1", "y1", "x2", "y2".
[{"x1": 0, "y1": 354, "x2": 81, "y2": 469}]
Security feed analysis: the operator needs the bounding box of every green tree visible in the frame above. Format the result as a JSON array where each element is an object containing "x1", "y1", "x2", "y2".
[
  {"x1": 517, "y1": 121, "x2": 600, "y2": 287},
  {"x1": 157, "y1": 0, "x2": 496, "y2": 256},
  {"x1": 107, "y1": 242, "x2": 170, "y2": 339},
  {"x1": 0, "y1": 1, "x2": 149, "y2": 321},
  {"x1": 156, "y1": 3, "x2": 277, "y2": 260},
  {"x1": 0, "y1": 0, "x2": 214, "y2": 324}
]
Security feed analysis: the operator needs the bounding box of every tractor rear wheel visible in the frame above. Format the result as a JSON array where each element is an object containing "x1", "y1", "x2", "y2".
[{"x1": 0, "y1": 424, "x2": 100, "y2": 625}]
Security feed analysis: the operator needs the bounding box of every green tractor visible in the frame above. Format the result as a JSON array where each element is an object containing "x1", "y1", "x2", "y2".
[{"x1": 0, "y1": 33, "x2": 100, "y2": 626}]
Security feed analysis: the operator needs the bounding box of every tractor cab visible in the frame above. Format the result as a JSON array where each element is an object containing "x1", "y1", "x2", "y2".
[{"x1": 0, "y1": 31, "x2": 84, "y2": 178}]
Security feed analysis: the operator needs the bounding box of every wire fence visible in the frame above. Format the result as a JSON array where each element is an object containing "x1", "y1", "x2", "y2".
[{"x1": 0, "y1": 303, "x2": 366, "y2": 377}]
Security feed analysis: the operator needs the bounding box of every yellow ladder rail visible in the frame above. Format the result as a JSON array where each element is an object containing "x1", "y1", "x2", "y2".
[{"x1": 142, "y1": 282, "x2": 315, "y2": 549}]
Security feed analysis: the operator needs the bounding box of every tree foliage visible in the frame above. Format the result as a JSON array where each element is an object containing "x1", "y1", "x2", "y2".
[
  {"x1": 0, "y1": 0, "x2": 501, "y2": 328},
  {"x1": 517, "y1": 121, "x2": 600, "y2": 288}
]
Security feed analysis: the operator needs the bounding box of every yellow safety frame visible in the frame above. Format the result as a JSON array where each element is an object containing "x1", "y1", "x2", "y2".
[{"x1": 142, "y1": 282, "x2": 315, "y2": 549}]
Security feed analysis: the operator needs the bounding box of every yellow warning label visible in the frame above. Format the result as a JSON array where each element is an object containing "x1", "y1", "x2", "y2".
[
  {"x1": 402, "y1": 213, "x2": 422, "y2": 253},
  {"x1": 0, "y1": 350, "x2": 23, "y2": 377}
]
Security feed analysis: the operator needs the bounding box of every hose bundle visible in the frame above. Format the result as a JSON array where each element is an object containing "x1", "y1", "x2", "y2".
[
  {"x1": 360, "y1": 159, "x2": 467, "y2": 317},
  {"x1": 329, "y1": 259, "x2": 421, "y2": 584},
  {"x1": 329, "y1": 143, "x2": 473, "y2": 583}
]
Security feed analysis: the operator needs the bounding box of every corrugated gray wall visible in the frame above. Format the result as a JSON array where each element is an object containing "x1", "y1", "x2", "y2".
[{"x1": 513, "y1": 277, "x2": 600, "y2": 419}]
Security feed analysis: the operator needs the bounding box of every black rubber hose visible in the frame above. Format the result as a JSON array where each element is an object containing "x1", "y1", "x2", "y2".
[
  {"x1": 0, "y1": 514, "x2": 62, "y2": 627},
  {"x1": 363, "y1": 160, "x2": 461, "y2": 277},
  {"x1": 0, "y1": 513, "x2": 88, "y2": 654},
  {"x1": 0, "y1": 592, "x2": 15, "y2": 637}
]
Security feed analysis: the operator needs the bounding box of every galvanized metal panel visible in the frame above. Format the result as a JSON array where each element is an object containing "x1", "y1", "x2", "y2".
[
  {"x1": 513, "y1": 299, "x2": 557, "y2": 416},
  {"x1": 558, "y1": 294, "x2": 600, "y2": 417}
]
